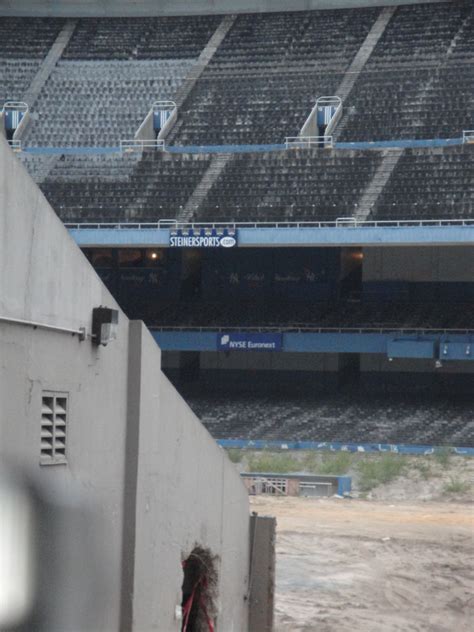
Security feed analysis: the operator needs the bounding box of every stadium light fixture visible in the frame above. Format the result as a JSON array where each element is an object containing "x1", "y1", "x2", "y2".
[{"x1": 92, "y1": 307, "x2": 119, "y2": 346}]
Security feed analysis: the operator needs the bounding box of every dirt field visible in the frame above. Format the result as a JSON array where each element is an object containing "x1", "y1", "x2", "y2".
[{"x1": 250, "y1": 496, "x2": 474, "y2": 632}]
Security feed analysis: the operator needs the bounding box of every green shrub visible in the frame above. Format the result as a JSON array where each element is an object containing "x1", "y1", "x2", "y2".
[
  {"x1": 434, "y1": 446, "x2": 454, "y2": 467},
  {"x1": 319, "y1": 452, "x2": 353, "y2": 475},
  {"x1": 301, "y1": 451, "x2": 353, "y2": 475},
  {"x1": 412, "y1": 461, "x2": 433, "y2": 480},
  {"x1": 301, "y1": 452, "x2": 319, "y2": 473},
  {"x1": 246, "y1": 452, "x2": 300, "y2": 474},
  {"x1": 226, "y1": 448, "x2": 243, "y2": 464},
  {"x1": 443, "y1": 478, "x2": 470, "y2": 494},
  {"x1": 357, "y1": 454, "x2": 406, "y2": 491},
  {"x1": 319, "y1": 452, "x2": 352, "y2": 476}
]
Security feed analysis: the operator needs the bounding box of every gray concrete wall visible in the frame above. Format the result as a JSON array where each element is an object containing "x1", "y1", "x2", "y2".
[
  {"x1": 0, "y1": 135, "x2": 252, "y2": 631},
  {"x1": 0, "y1": 135, "x2": 129, "y2": 630},
  {"x1": 128, "y1": 321, "x2": 250, "y2": 631},
  {"x1": 248, "y1": 515, "x2": 276, "y2": 632},
  {"x1": 362, "y1": 246, "x2": 474, "y2": 282},
  {"x1": 0, "y1": 0, "x2": 452, "y2": 17}
]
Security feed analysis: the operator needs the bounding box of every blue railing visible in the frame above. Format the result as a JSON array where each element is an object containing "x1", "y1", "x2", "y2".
[
  {"x1": 336, "y1": 137, "x2": 464, "y2": 150},
  {"x1": 25, "y1": 146, "x2": 120, "y2": 155},
  {"x1": 218, "y1": 439, "x2": 474, "y2": 456},
  {"x1": 22, "y1": 136, "x2": 466, "y2": 156}
]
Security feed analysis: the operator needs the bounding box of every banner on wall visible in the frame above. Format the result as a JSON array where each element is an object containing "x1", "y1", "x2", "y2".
[
  {"x1": 217, "y1": 332, "x2": 282, "y2": 352},
  {"x1": 170, "y1": 228, "x2": 237, "y2": 248}
]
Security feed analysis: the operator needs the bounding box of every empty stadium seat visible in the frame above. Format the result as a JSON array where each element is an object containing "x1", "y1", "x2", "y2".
[
  {"x1": 0, "y1": 17, "x2": 64, "y2": 103},
  {"x1": 23, "y1": 16, "x2": 220, "y2": 147},
  {"x1": 37, "y1": 151, "x2": 211, "y2": 222},
  {"x1": 371, "y1": 145, "x2": 474, "y2": 220},
  {"x1": 193, "y1": 148, "x2": 381, "y2": 222},
  {"x1": 168, "y1": 8, "x2": 380, "y2": 145},
  {"x1": 180, "y1": 385, "x2": 474, "y2": 446},
  {"x1": 147, "y1": 300, "x2": 474, "y2": 331},
  {"x1": 337, "y1": 3, "x2": 474, "y2": 142}
]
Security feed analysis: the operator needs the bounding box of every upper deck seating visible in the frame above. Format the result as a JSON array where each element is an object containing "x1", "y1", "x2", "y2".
[
  {"x1": 168, "y1": 9, "x2": 379, "y2": 146},
  {"x1": 62, "y1": 16, "x2": 220, "y2": 60},
  {"x1": 38, "y1": 151, "x2": 211, "y2": 222},
  {"x1": 193, "y1": 148, "x2": 381, "y2": 222},
  {"x1": 371, "y1": 145, "x2": 474, "y2": 220},
  {"x1": 338, "y1": 2, "x2": 474, "y2": 142},
  {"x1": 0, "y1": 17, "x2": 64, "y2": 103},
  {"x1": 24, "y1": 16, "x2": 220, "y2": 147}
]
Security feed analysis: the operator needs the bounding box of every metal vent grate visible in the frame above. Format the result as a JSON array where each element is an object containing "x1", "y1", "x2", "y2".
[{"x1": 40, "y1": 392, "x2": 68, "y2": 465}]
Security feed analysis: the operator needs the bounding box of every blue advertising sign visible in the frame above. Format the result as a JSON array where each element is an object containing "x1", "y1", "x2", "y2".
[
  {"x1": 170, "y1": 228, "x2": 237, "y2": 248},
  {"x1": 217, "y1": 332, "x2": 282, "y2": 352}
]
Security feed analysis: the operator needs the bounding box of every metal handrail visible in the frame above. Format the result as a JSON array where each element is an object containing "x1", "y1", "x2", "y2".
[
  {"x1": 335, "y1": 217, "x2": 357, "y2": 226},
  {"x1": 316, "y1": 96, "x2": 342, "y2": 105},
  {"x1": 7, "y1": 139, "x2": 22, "y2": 151},
  {"x1": 152, "y1": 325, "x2": 474, "y2": 335},
  {"x1": 65, "y1": 218, "x2": 474, "y2": 230},
  {"x1": 150, "y1": 325, "x2": 473, "y2": 335},
  {"x1": 285, "y1": 135, "x2": 333, "y2": 148},
  {"x1": 2, "y1": 101, "x2": 29, "y2": 112},
  {"x1": 152, "y1": 100, "x2": 176, "y2": 112},
  {"x1": 462, "y1": 130, "x2": 474, "y2": 143},
  {"x1": 120, "y1": 138, "x2": 165, "y2": 151}
]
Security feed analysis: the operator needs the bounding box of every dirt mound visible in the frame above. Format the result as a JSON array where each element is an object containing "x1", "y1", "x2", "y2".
[{"x1": 251, "y1": 496, "x2": 474, "y2": 632}]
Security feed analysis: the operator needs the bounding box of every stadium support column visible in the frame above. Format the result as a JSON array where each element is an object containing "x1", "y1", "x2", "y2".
[
  {"x1": 335, "y1": 7, "x2": 396, "y2": 103},
  {"x1": 353, "y1": 148, "x2": 404, "y2": 221},
  {"x1": 20, "y1": 19, "x2": 77, "y2": 143},
  {"x1": 248, "y1": 514, "x2": 276, "y2": 632},
  {"x1": 162, "y1": 14, "x2": 236, "y2": 144},
  {"x1": 23, "y1": 20, "x2": 77, "y2": 109},
  {"x1": 331, "y1": 6, "x2": 395, "y2": 141},
  {"x1": 179, "y1": 153, "x2": 232, "y2": 222}
]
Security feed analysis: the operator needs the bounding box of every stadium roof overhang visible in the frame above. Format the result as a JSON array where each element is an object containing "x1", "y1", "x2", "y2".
[{"x1": 0, "y1": 0, "x2": 452, "y2": 18}]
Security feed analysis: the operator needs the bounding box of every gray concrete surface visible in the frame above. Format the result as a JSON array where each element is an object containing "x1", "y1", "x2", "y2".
[
  {"x1": 248, "y1": 514, "x2": 276, "y2": 632},
  {"x1": 126, "y1": 320, "x2": 250, "y2": 630},
  {"x1": 0, "y1": 0, "x2": 453, "y2": 17},
  {"x1": 0, "y1": 136, "x2": 129, "y2": 631},
  {"x1": 0, "y1": 135, "x2": 254, "y2": 631}
]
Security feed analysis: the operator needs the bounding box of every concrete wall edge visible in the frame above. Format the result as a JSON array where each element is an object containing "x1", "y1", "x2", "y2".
[{"x1": 0, "y1": 0, "x2": 453, "y2": 18}]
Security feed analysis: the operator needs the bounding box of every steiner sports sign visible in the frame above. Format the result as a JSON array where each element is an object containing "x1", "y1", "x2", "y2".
[{"x1": 170, "y1": 228, "x2": 237, "y2": 248}]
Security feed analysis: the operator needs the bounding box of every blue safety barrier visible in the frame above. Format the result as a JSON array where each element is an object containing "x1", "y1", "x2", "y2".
[
  {"x1": 218, "y1": 439, "x2": 474, "y2": 456},
  {"x1": 167, "y1": 143, "x2": 286, "y2": 154},
  {"x1": 23, "y1": 137, "x2": 464, "y2": 155},
  {"x1": 24, "y1": 146, "x2": 121, "y2": 155},
  {"x1": 336, "y1": 137, "x2": 464, "y2": 150}
]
